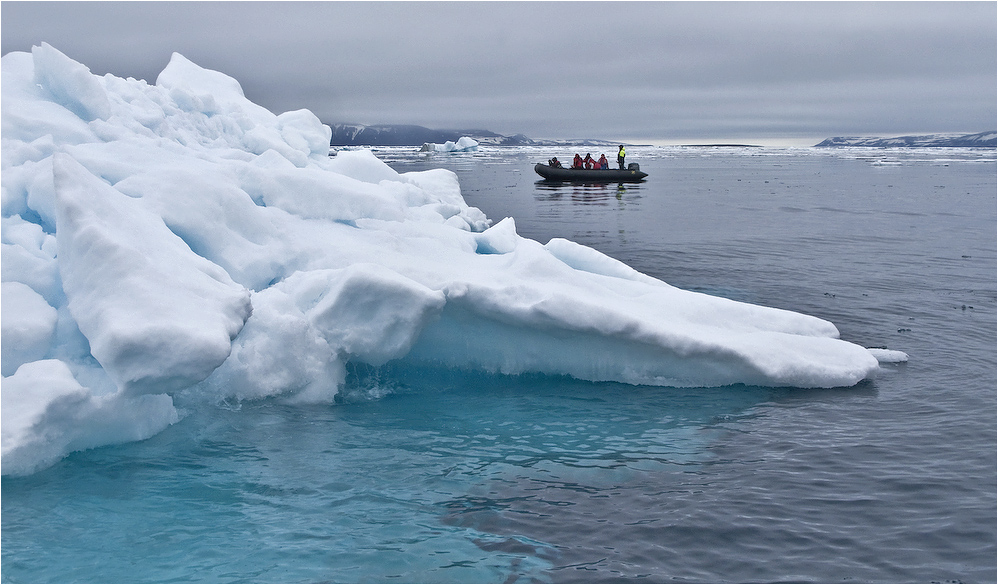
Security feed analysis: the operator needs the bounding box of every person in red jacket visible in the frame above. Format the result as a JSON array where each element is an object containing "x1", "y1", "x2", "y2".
[
  {"x1": 598, "y1": 154, "x2": 608, "y2": 169},
  {"x1": 572, "y1": 153, "x2": 584, "y2": 169},
  {"x1": 583, "y1": 153, "x2": 594, "y2": 169}
]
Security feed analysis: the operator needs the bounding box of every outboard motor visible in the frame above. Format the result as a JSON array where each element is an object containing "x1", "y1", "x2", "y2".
[{"x1": 627, "y1": 163, "x2": 641, "y2": 171}]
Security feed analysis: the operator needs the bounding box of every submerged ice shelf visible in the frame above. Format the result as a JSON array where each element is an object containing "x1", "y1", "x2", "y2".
[{"x1": 1, "y1": 44, "x2": 903, "y2": 475}]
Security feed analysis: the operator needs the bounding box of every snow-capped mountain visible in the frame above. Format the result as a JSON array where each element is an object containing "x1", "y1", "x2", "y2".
[
  {"x1": 815, "y1": 131, "x2": 996, "y2": 148},
  {"x1": 329, "y1": 124, "x2": 505, "y2": 146},
  {"x1": 327, "y1": 123, "x2": 627, "y2": 147}
]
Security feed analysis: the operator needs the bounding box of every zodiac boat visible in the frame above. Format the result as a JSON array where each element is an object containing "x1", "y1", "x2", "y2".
[{"x1": 534, "y1": 162, "x2": 648, "y2": 182}]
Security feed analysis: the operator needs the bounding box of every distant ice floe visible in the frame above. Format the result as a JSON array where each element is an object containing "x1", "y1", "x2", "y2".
[
  {"x1": 2, "y1": 43, "x2": 898, "y2": 475},
  {"x1": 419, "y1": 136, "x2": 479, "y2": 152},
  {"x1": 867, "y1": 348, "x2": 909, "y2": 363},
  {"x1": 816, "y1": 131, "x2": 996, "y2": 148}
]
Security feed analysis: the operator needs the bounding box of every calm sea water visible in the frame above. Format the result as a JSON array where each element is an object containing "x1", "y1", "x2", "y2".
[{"x1": 3, "y1": 146, "x2": 995, "y2": 583}]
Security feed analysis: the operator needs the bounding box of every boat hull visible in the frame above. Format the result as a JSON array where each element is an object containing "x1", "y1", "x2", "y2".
[{"x1": 534, "y1": 163, "x2": 648, "y2": 182}]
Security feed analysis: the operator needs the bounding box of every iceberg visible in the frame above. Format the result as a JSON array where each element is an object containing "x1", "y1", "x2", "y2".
[
  {"x1": 419, "y1": 136, "x2": 479, "y2": 152},
  {"x1": 1, "y1": 44, "x2": 894, "y2": 475}
]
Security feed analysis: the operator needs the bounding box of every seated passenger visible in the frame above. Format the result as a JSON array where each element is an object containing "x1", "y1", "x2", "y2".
[
  {"x1": 572, "y1": 154, "x2": 584, "y2": 169},
  {"x1": 598, "y1": 154, "x2": 608, "y2": 169},
  {"x1": 583, "y1": 153, "x2": 594, "y2": 169},
  {"x1": 549, "y1": 157, "x2": 562, "y2": 168}
]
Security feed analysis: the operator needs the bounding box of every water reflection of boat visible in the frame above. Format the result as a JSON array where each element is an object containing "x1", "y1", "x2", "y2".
[
  {"x1": 534, "y1": 179, "x2": 638, "y2": 205},
  {"x1": 534, "y1": 163, "x2": 648, "y2": 182}
]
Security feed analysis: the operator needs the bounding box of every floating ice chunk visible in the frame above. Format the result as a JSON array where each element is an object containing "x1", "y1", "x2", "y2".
[
  {"x1": 868, "y1": 348, "x2": 909, "y2": 363},
  {"x1": 54, "y1": 154, "x2": 251, "y2": 395},
  {"x1": 453, "y1": 136, "x2": 479, "y2": 151},
  {"x1": 419, "y1": 136, "x2": 479, "y2": 152},
  {"x1": 1, "y1": 359, "x2": 178, "y2": 476},
  {"x1": 0, "y1": 44, "x2": 900, "y2": 475}
]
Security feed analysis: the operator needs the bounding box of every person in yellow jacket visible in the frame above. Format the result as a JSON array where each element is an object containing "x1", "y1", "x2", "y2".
[{"x1": 617, "y1": 145, "x2": 626, "y2": 169}]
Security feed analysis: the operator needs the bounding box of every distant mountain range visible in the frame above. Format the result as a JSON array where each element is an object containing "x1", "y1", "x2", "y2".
[
  {"x1": 327, "y1": 123, "x2": 628, "y2": 147},
  {"x1": 327, "y1": 124, "x2": 997, "y2": 149},
  {"x1": 815, "y1": 131, "x2": 996, "y2": 148}
]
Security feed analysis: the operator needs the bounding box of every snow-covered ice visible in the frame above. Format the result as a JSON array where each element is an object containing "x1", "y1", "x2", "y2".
[{"x1": 1, "y1": 44, "x2": 901, "y2": 475}]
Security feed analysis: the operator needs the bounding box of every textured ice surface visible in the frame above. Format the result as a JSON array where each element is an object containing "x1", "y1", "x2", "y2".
[{"x1": 1, "y1": 44, "x2": 893, "y2": 475}]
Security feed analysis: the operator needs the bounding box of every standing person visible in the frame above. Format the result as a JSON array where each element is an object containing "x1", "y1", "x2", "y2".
[{"x1": 617, "y1": 145, "x2": 626, "y2": 169}]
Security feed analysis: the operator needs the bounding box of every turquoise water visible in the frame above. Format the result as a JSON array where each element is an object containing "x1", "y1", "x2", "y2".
[{"x1": 3, "y1": 146, "x2": 995, "y2": 583}]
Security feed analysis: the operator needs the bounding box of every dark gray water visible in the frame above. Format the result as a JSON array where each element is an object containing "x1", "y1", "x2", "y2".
[{"x1": 3, "y1": 145, "x2": 995, "y2": 583}]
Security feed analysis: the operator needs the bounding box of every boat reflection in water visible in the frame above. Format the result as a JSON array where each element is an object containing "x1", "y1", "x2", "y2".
[{"x1": 534, "y1": 179, "x2": 642, "y2": 205}]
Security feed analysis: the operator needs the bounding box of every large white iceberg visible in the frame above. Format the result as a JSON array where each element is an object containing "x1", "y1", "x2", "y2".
[
  {"x1": 1, "y1": 44, "x2": 893, "y2": 475},
  {"x1": 419, "y1": 136, "x2": 479, "y2": 152}
]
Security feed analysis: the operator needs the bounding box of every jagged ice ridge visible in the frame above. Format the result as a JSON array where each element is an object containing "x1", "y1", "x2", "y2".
[{"x1": 1, "y1": 44, "x2": 904, "y2": 476}]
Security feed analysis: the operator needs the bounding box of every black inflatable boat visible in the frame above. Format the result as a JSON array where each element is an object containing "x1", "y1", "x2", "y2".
[{"x1": 534, "y1": 163, "x2": 648, "y2": 182}]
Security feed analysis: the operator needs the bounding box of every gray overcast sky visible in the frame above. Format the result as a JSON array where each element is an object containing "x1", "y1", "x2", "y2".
[{"x1": 2, "y1": 1, "x2": 995, "y2": 145}]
